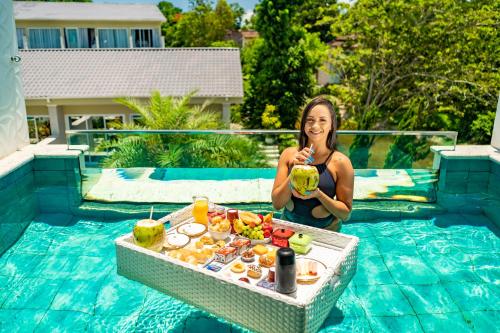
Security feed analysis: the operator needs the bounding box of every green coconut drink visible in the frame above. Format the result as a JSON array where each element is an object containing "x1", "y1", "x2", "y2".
[
  {"x1": 290, "y1": 165, "x2": 319, "y2": 195},
  {"x1": 133, "y1": 219, "x2": 165, "y2": 252}
]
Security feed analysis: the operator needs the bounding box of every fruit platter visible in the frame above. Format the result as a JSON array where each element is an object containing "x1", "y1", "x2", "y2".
[{"x1": 116, "y1": 203, "x2": 359, "y2": 333}]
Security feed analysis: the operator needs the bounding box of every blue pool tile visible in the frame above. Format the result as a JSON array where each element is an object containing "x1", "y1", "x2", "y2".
[
  {"x1": 369, "y1": 221, "x2": 409, "y2": 238},
  {"x1": 95, "y1": 273, "x2": 149, "y2": 317},
  {"x1": 444, "y1": 282, "x2": 500, "y2": 311},
  {"x1": 0, "y1": 253, "x2": 44, "y2": 278},
  {"x1": 333, "y1": 284, "x2": 367, "y2": 318},
  {"x1": 353, "y1": 255, "x2": 394, "y2": 286},
  {"x1": 470, "y1": 253, "x2": 500, "y2": 284},
  {"x1": 140, "y1": 288, "x2": 195, "y2": 318},
  {"x1": 366, "y1": 315, "x2": 423, "y2": 333},
  {"x1": 2, "y1": 277, "x2": 63, "y2": 310},
  {"x1": 341, "y1": 223, "x2": 375, "y2": 239},
  {"x1": 51, "y1": 279, "x2": 102, "y2": 314},
  {"x1": 9, "y1": 228, "x2": 53, "y2": 255},
  {"x1": 319, "y1": 315, "x2": 372, "y2": 332},
  {"x1": 34, "y1": 310, "x2": 91, "y2": 332},
  {"x1": 71, "y1": 256, "x2": 113, "y2": 281},
  {"x1": 355, "y1": 285, "x2": 414, "y2": 316},
  {"x1": 0, "y1": 309, "x2": 46, "y2": 332},
  {"x1": 399, "y1": 284, "x2": 460, "y2": 314},
  {"x1": 82, "y1": 234, "x2": 116, "y2": 257},
  {"x1": 461, "y1": 310, "x2": 499, "y2": 333},
  {"x1": 29, "y1": 213, "x2": 74, "y2": 230},
  {"x1": 468, "y1": 159, "x2": 491, "y2": 172},
  {"x1": 34, "y1": 157, "x2": 67, "y2": 171},
  {"x1": 376, "y1": 234, "x2": 419, "y2": 256},
  {"x1": 86, "y1": 314, "x2": 139, "y2": 333},
  {"x1": 420, "y1": 251, "x2": 479, "y2": 283},
  {"x1": 29, "y1": 255, "x2": 76, "y2": 280},
  {"x1": 383, "y1": 254, "x2": 440, "y2": 285},
  {"x1": 47, "y1": 234, "x2": 92, "y2": 256},
  {"x1": 418, "y1": 312, "x2": 471, "y2": 333},
  {"x1": 183, "y1": 313, "x2": 232, "y2": 333},
  {"x1": 357, "y1": 239, "x2": 381, "y2": 257}
]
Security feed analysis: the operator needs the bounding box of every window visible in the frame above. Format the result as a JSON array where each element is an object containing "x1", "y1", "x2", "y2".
[
  {"x1": 27, "y1": 116, "x2": 51, "y2": 143},
  {"x1": 65, "y1": 28, "x2": 95, "y2": 49},
  {"x1": 131, "y1": 114, "x2": 143, "y2": 125},
  {"x1": 98, "y1": 29, "x2": 129, "y2": 48},
  {"x1": 67, "y1": 115, "x2": 124, "y2": 130},
  {"x1": 28, "y1": 28, "x2": 61, "y2": 49},
  {"x1": 132, "y1": 29, "x2": 160, "y2": 48},
  {"x1": 16, "y1": 28, "x2": 24, "y2": 49}
]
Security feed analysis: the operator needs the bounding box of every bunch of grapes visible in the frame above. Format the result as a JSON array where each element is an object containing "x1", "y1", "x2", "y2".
[{"x1": 240, "y1": 225, "x2": 264, "y2": 240}]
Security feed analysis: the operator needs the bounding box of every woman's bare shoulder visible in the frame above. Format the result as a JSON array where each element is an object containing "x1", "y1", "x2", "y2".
[
  {"x1": 280, "y1": 146, "x2": 299, "y2": 159},
  {"x1": 278, "y1": 147, "x2": 299, "y2": 167},
  {"x1": 329, "y1": 151, "x2": 354, "y2": 172}
]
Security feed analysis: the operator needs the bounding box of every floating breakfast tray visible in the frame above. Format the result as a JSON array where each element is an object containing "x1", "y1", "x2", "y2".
[{"x1": 115, "y1": 204, "x2": 358, "y2": 333}]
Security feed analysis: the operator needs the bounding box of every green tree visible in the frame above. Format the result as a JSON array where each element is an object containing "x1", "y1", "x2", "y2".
[
  {"x1": 328, "y1": 0, "x2": 500, "y2": 145},
  {"x1": 100, "y1": 92, "x2": 268, "y2": 168},
  {"x1": 294, "y1": 0, "x2": 339, "y2": 43},
  {"x1": 158, "y1": 1, "x2": 182, "y2": 46},
  {"x1": 241, "y1": 0, "x2": 325, "y2": 129},
  {"x1": 168, "y1": 0, "x2": 242, "y2": 47}
]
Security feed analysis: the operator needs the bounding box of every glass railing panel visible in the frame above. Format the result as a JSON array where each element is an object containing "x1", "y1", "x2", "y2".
[{"x1": 66, "y1": 130, "x2": 456, "y2": 204}]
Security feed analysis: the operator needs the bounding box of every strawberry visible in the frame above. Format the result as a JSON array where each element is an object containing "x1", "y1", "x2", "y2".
[{"x1": 263, "y1": 230, "x2": 271, "y2": 238}]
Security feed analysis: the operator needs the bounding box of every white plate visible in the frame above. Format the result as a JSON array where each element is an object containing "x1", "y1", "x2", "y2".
[
  {"x1": 177, "y1": 223, "x2": 207, "y2": 237},
  {"x1": 296, "y1": 257, "x2": 326, "y2": 284},
  {"x1": 164, "y1": 233, "x2": 190, "y2": 250}
]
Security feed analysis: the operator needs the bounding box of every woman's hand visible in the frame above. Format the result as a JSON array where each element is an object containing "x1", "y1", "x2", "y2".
[
  {"x1": 291, "y1": 147, "x2": 314, "y2": 166},
  {"x1": 291, "y1": 188, "x2": 320, "y2": 200}
]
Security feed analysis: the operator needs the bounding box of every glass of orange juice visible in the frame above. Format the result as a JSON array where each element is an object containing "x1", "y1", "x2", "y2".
[{"x1": 192, "y1": 196, "x2": 209, "y2": 225}]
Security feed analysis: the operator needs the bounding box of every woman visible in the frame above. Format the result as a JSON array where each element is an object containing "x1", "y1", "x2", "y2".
[{"x1": 271, "y1": 96, "x2": 354, "y2": 231}]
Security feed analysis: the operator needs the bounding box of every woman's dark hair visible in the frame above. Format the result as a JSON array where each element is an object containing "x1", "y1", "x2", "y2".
[{"x1": 298, "y1": 96, "x2": 338, "y2": 150}]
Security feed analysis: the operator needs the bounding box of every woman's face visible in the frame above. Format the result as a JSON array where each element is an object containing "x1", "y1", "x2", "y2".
[{"x1": 304, "y1": 104, "x2": 332, "y2": 145}]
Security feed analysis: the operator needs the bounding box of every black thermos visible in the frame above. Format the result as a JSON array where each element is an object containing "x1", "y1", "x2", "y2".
[{"x1": 275, "y1": 247, "x2": 297, "y2": 294}]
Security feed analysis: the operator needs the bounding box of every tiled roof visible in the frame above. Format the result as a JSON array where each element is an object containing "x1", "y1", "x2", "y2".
[
  {"x1": 14, "y1": 1, "x2": 166, "y2": 22},
  {"x1": 20, "y1": 48, "x2": 243, "y2": 99}
]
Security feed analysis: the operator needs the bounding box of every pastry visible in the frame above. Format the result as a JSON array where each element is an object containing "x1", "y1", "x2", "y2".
[
  {"x1": 231, "y1": 261, "x2": 246, "y2": 273},
  {"x1": 259, "y1": 254, "x2": 275, "y2": 268},
  {"x1": 241, "y1": 250, "x2": 255, "y2": 262},
  {"x1": 200, "y1": 235, "x2": 215, "y2": 245},
  {"x1": 195, "y1": 241, "x2": 204, "y2": 249},
  {"x1": 247, "y1": 264, "x2": 262, "y2": 279},
  {"x1": 253, "y1": 244, "x2": 268, "y2": 255},
  {"x1": 215, "y1": 240, "x2": 226, "y2": 248}
]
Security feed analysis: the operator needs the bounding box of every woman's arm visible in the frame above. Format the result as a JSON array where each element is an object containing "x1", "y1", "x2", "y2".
[{"x1": 271, "y1": 148, "x2": 295, "y2": 210}]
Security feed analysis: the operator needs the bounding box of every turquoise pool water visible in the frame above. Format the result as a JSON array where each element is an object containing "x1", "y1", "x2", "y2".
[{"x1": 0, "y1": 211, "x2": 498, "y2": 332}]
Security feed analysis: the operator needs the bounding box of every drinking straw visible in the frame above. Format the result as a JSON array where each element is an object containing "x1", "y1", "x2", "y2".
[
  {"x1": 305, "y1": 144, "x2": 314, "y2": 165},
  {"x1": 149, "y1": 206, "x2": 154, "y2": 220}
]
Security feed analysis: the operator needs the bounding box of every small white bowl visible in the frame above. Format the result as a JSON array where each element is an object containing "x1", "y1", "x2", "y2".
[{"x1": 208, "y1": 228, "x2": 231, "y2": 241}]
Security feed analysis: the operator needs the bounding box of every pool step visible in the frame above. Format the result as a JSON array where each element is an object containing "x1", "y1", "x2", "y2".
[{"x1": 259, "y1": 144, "x2": 279, "y2": 167}]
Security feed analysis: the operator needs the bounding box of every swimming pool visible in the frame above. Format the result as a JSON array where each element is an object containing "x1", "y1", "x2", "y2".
[{"x1": 0, "y1": 210, "x2": 498, "y2": 332}]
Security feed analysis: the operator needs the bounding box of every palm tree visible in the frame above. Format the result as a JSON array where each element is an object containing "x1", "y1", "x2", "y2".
[{"x1": 99, "y1": 91, "x2": 268, "y2": 168}]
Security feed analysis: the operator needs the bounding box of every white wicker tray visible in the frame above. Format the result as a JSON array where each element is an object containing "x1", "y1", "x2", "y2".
[{"x1": 115, "y1": 204, "x2": 358, "y2": 333}]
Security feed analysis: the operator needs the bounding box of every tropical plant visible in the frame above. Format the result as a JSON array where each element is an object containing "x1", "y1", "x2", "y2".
[
  {"x1": 99, "y1": 91, "x2": 268, "y2": 168},
  {"x1": 241, "y1": 0, "x2": 326, "y2": 129},
  {"x1": 327, "y1": 0, "x2": 500, "y2": 145},
  {"x1": 161, "y1": 0, "x2": 245, "y2": 47}
]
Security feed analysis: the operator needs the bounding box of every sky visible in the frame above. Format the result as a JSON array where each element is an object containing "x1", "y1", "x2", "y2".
[{"x1": 93, "y1": 0, "x2": 260, "y2": 12}]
